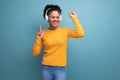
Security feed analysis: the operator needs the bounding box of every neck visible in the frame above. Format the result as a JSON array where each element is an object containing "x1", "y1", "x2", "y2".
[{"x1": 49, "y1": 26, "x2": 58, "y2": 30}]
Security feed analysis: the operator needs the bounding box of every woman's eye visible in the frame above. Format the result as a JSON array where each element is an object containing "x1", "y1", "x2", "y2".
[
  {"x1": 50, "y1": 16, "x2": 60, "y2": 19},
  {"x1": 57, "y1": 16, "x2": 60, "y2": 18}
]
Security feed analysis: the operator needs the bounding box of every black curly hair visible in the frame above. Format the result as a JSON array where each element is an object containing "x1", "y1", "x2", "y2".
[{"x1": 43, "y1": 4, "x2": 62, "y2": 19}]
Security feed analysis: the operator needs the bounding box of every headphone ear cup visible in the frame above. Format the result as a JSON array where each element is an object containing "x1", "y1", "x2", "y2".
[
  {"x1": 60, "y1": 15, "x2": 62, "y2": 21},
  {"x1": 45, "y1": 15, "x2": 48, "y2": 21}
]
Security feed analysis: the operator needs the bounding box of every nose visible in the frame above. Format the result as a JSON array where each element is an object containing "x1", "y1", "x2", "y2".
[
  {"x1": 54, "y1": 17, "x2": 60, "y2": 21},
  {"x1": 49, "y1": 16, "x2": 60, "y2": 21}
]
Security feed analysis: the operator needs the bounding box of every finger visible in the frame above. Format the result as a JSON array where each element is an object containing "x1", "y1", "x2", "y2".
[
  {"x1": 39, "y1": 25, "x2": 42, "y2": 31},
  {"x1": 72, "y1": 11, "x2": 77, "y2": 16}
]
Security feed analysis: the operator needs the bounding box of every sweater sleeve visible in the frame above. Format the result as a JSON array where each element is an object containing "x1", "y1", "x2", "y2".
[
  {"x1": 32, "y1": 35, "x2": 43, "y2": 56},
  {"x1": 67, "y1": 16, "x2": 84, "y2": 38}
]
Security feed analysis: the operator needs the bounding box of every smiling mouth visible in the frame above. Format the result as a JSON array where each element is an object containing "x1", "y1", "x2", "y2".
[{"x1": 53, "y1": 21, "x2": 58, "y2": 25}]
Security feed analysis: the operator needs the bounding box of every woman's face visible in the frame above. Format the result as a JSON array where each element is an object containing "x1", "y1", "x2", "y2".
[{"x1": 48, "y1": 10, "x2": 61, "y2": 29}]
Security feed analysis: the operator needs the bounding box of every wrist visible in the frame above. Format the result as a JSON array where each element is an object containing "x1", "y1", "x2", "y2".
[
  {"x1": 71, "y1": 16, "x2": 77, "y2": 20},
  {"x1": 36, "y1": 35, "x2": 41, "y2": 38}
]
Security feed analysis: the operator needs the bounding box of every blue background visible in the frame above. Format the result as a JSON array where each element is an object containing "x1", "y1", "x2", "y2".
[{"x1": 0, "y1": 0, "x2": 120, "y2": 80}]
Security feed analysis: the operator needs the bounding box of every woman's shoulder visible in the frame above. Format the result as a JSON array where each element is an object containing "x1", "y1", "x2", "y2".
[
  {"x1": 59, "y1": 27, "x2": 73, "y2": 32},
  {"x1": 59, "y1": 26, "x2": 69, "y2": 30}
]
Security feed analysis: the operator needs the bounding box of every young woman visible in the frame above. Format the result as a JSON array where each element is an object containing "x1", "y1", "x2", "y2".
[{"x1": 32, "y1": 4, "x2": 84, "y2": 80}]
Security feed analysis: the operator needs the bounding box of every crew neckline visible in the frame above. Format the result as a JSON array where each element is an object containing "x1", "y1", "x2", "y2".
[{"x1": 47, "y1": 27, "x2": 60, "y2": 31}]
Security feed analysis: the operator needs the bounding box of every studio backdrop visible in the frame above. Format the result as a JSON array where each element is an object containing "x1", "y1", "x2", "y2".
[{"x1": 0, "y1": 0, "x2": 120, "y2": 80}]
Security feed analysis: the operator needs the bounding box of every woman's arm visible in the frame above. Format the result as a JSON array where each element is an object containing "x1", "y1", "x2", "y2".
[
  {"x1": 32, "y1": 36, "x2": 43, "y2": 56},
  {"x1": 67, "y1": 11, "x2": 84, "y2": 38},
  {"x1": 32, "y1": 25, "x2": 44, "y2": 56}
]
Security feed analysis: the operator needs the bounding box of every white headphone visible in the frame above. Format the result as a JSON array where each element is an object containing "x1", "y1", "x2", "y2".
[{"x1": 45, "y1": 8, "x2": 62, "y2": 21}]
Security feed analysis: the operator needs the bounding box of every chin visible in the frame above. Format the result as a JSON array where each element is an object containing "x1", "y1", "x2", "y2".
[{"x1": 53, "y1": 25, "x2": 59, "y2": 28}]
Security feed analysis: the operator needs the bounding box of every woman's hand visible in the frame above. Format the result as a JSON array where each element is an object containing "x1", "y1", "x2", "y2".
[
  {"x1": 69, "y1": 11, "x2": 77, "y2": 18},
  {"x1": 36, "y1": 25, "x2": 44, "y2": 37}
]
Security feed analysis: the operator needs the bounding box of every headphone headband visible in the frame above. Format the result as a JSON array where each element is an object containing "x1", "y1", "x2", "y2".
[{"x1": 45, "y1": 8, "x2": 52, "y2": 16}]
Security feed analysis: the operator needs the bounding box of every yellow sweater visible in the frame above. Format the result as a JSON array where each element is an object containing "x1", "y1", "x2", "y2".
[{"x1": 32, "y1": 16, "x2": 84, "y2": 66}]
